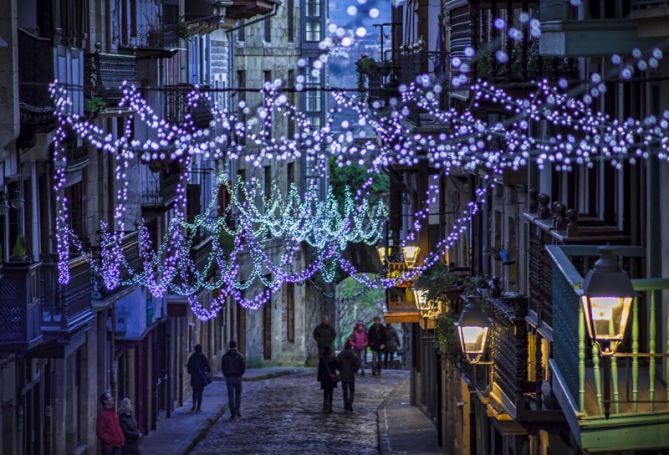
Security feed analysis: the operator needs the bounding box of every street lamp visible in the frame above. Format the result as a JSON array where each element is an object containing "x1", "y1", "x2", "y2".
[
  {"x1": 581, "y1": 246, "x2": 636, "y2": 356},
  {"x1": 456, "y1": 295, "x2": 491, "y2": 364},
  {"x1": 376, "y1": 245, "x2": 388, "y2": 265},
  {"x1": 413, "y1": 288, "x2": 434, "y2": 318},
  {"x1": 401, "y1": 245, "x2": 420, "y2": 268}
]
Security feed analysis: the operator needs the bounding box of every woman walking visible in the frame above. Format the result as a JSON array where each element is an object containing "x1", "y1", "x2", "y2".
[
  {"x1": 118, "y1": 398, "x2": 142, "y2": 455},
  {"x1": 317, "y1": 346, "x2": 339, "y2": 413},
  {"x1": 349, "y1": 321, "x2": 368, "y2": 375}
]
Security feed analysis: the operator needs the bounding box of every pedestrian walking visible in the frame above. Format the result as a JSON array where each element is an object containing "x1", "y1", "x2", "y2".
[
  {"x1": 368, "y1": 317, "x2": 387, "y2": 375},
  {"x1": 96, "y1": 392, "x2": 125, "y2": 455},
  {"x1": 317, "y1": 346, "x2": 339, "y2": 413},
  {"x1": 313, "y1": 316, "x2": 336, "y2": 357},
  {"x1": 186, "y1": 344, "x2": 211, "y2": 412},
  {"x1": 118, "y1": 398, "x2": 142, "y2": 455},
  {"x1": 383, "y1": 323, "x2": 401, "y2": 369},
  {"x1": 221, "y1": 340, "x2": 246, "y2": 419},
  {"x1": 336, "y1": 341, "x2": 360, "y2": 412},
  {"x1": 349, "y1": 320, "x2": 368, "y2": 375}
]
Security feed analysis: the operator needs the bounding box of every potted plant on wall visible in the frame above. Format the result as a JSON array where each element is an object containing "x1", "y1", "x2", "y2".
[{"x1": 10, "y1": 235, "x2": 28, "y2": 262}]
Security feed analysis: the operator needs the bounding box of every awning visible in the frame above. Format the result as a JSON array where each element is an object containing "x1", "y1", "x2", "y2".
[{"x1": 384, "y1": 311, "x2": 421, "y2": 323}]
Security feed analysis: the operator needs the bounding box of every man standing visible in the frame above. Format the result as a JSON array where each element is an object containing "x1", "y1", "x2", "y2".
[
  {"x1": 313, "y1": 316, "x2": 336, "y2": 357},
  {"x1": 186, "y1": 344, "x2": 211, "y2": 412},
  {"x1": 96, "y1": 392, "x2": 125, "y2": 455},
  {"x1": 221, "y1": 340, "x2": 246, "y2": 419},
  {"x1": 383, "y1": 322, "x2": 401, "y2": 368},
  {"x1": 336, "y1": 341, "x2": 360, "y2": 412},
  {"x1": 367, "y1": 317, "x2": 387, "y2": 375}
]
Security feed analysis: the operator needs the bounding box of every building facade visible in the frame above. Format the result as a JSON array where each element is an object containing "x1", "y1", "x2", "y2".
[
  {"x1": 383, "y1": 0, "x2": 669, "y2": 453},
  {"x1": 0, "y1": 0, "x2": 279, "y2": 453}
]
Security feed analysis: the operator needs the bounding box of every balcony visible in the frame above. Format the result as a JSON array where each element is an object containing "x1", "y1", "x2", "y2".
[
  {"x1": 547, "y1": 245, "x2": 669, "y2": 452},
  {"x1": 41, "y1": 256, "x2": 93, "y2": 335},
  {"x1": 164, "y1": 84, "x2": 213, "y2": 129},
  {"x1": 226, "y1": 0, "x2": 277, "y2": 20},
  {"x1": 0, "y1": 263, "x2": 43, "y2": 351},
  {"x1": 84, "y1": 47, "x2": 138, "y2": 112},
  {"x1": 18, "y1": 29, "x2": 55, "y2": 132},
  {"x1": 630, "y1": 1, "x2": 669, "y2": 37},
  {"x1": 140, "y1": 163, "x2": 181, "y2": 209}
]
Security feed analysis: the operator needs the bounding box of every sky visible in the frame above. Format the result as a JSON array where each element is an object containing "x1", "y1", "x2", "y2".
[{"x1": 327, "y1": 0, "x2": 392, "y2": 132}]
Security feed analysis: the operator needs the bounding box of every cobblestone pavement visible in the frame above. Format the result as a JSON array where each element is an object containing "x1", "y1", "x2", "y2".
[{"x1": 191, "y1": 369, "x2": 409, "y2": 455}]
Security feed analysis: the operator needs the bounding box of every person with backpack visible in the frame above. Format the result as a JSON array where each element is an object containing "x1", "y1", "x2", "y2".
[
  {"x1": 336, "y1": 341, "x2": 360, "y2": 412},
  {"x1": 367, "y1": 317, "x2": 387, "y2": 375},
  {"x1": 317, "y1": 346, "x2": 339, "y2": 413},
  {"x1": 349, "y1": 320, "x2": 368, "y2": 375},
  {"x1": 186, "y1": 344, "x2": 211, "y2": 412},
  {"x1": 221, "y1": 340, "x2": 246, "y2": 419}
]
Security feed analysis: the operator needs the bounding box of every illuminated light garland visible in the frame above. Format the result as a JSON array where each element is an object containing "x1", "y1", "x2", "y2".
[{"x1": 47, "y1": 11, "x2": 669, "y2": 319}]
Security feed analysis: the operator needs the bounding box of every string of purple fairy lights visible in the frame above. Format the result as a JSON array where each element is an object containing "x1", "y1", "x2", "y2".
[{"x1": 47, "y1": 5, "x2": 669, "y2": 319}]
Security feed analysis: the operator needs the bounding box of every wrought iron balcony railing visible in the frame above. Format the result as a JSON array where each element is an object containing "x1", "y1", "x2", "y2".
[
  {"x1": 547, "y1": 245, "x2": 669, "y2": 452},
  {"x1": 41, "y1": 256, "x2": 93, "y2": 334},
  {"x1": 84, "y1": 47, "x2": 138, "y2": 109},
  {"x1": 0, "y1": 262, "x2": 43, "y2": 351}
]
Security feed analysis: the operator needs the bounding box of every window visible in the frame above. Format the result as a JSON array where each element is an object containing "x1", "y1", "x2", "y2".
[
  {"x1": 287, "y1": 162, "x2": 295, "y2": 194},
  {"x1": 305, "y1": 63, "x2": 321, "y2": 113},
  {"x1": 238, "y1": 20, "x2": 245, "y2": 42},
  {"x1": 237, "y1": 169, "x2": 246, "y2": 202},
  {"x1": 306, "y1": 90, "x2": 321, "y2": 112},
  {"x1": 65, "y1": 180, "x2": 86, "y2": 252},
  {"x1": 237, "y1": 70, "x2": 247, "y2": 144},
  {"x1": 264, "y1": 16, "x2": 271, "y2": 42},
  {"x1": 263, "y1": 71, "x2": 273, "y2": 135},
  {"x1": 287, "y1": 70, "x2": 296, "y2": 138},
  {"x1": 287, "y1": 0, "x2": 295, "y2": 42},
  {"x1": 285, "y1": 283, "x2": 295, "y2": 342},
  {"x1": 305, "y1": 19, "x2": 321, "y2": 42},
  {"x1": 264, "y1": 165, "x2": 272, "y2": 201},
  {"x1": 305, "y1": 0, "x2": 321, "y2": 42},
  {"x1": 307, "y1": 0, "x2": 321, "y2": 17},
  {"x1": 262, "y1": 278, "x2": 272, "y2": 360}
]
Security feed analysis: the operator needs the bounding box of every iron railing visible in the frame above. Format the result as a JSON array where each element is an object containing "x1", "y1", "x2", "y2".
[
  {"x1": 41, "y1": 256, "x2": 92, "y2": 333},
  {"x1": 84, "y1": 49, "x2": 138, "y2": 108},
  {"x1": 548, "y1": 245, "x2": 669, "y2": 417},
  {"x1": 0, "y1": 263, "x2": 43, "y2": 349}
]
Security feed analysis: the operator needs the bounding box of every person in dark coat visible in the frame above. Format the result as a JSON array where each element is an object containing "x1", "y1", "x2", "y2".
[
  {"x1": 383, "y1": 323, "x2": 401, "y2": 368},
  {"x1": 96, "y1": 392, "x2": 125, "y2": 455},
  {"x1": 317, "y1": 346, "x2": 339, "y2": 413},
  {"x1": 336, "y1": 341, "x2": 360, "y2": 412},
  {"x1": 118, "y1": 398, "x2": 142, "y2": 455},
  {"x1": 313, "y1": 316, "x2": 336, "y2": 357},
  {"x1": 186, "y1": 344, "x2": 211, "y2": 412},
  {"x1": 367, "y1": 317, "x2": 387, "y2": 375},
  {"x1": 221, "y1": 340, "x2": 246, "y2": 419}
]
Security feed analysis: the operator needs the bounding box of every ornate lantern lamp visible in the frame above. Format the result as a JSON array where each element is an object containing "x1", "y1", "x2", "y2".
[
  {"x1": 413, "y1": 288, "x2": 434, "y2": 318},
  {"x1": 581, "y1": 246, "x2": 636, "y2": 356},
  {"x1": 401, "y1": 245, "x2": 420, "y2": 268},
  {"x1": 456, "y1": 295, "x2": 491, "y2": 364}
]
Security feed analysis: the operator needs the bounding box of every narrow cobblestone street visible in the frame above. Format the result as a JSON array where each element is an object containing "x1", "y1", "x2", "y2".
[{"x1": 191, "y1": 370, "x2": 409, "y2": 454}]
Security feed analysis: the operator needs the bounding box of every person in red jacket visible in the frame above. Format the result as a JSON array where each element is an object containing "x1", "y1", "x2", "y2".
[
  {"x1": 349, "y1": 321, "x2": 369, "y2": 375},
  {"x1": 97, "y1": 392, "x2": 125, "y2": 455}
]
